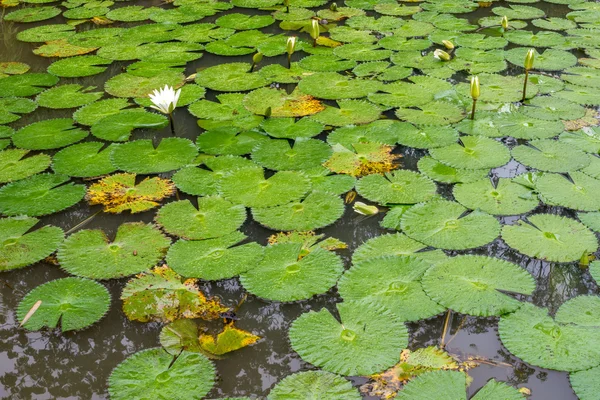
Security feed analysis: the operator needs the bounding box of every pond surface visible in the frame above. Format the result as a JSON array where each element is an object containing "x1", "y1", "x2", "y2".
[{"x1": 1, "y1": 0, "x2": 599, "y2": 399}]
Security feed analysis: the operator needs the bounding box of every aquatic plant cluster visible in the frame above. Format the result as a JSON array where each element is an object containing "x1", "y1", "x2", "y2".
[{"x1": 2, "y1": 0, "x2": 600, "y2": 398}]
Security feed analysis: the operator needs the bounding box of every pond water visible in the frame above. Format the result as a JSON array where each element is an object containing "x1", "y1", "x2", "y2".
[{"x1": 1, "y1": 0, "x2": 599, "y2": 399}]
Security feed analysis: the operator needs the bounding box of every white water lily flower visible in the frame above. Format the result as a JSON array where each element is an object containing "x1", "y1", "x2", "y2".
[{"x1": 149, "y1": 85, "x2": 181, "y2": 115}]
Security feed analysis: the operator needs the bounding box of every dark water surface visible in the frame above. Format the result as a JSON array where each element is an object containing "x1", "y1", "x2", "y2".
[{"x1": 0, "y1": 0, "x2": 595, "y2": 399}]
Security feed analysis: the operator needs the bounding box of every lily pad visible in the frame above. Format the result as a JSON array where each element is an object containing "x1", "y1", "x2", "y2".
[
  {"x1": 105, "y1": 71, "x2": 185, "y2": 98},
  {"x1": 417, "y1": 156, "x2": 488, "y2": 184},
  {"x1": 401, "y1": 200, "x2": 500, "y2": 250},
  {"x1": 0, "y1": 73, "x2": 58, "y2": 97},
  {"x1": 289, "y1": 302, "x2": 408, "y2": 375},
  {"x1": 5, "y1": 6, "x2": 61, "y2": 22},
  {"x1": 36, "y1": 84, "x2": 103, "y2": 109},
  {"x1": 16, "y1": 277, "x2": 110, "y2": 332},
  {"x1": 156, "y1": 197, "x2": 246, "y2": 240},
  {"x1": 570, "y1": 365, "x2": 600, "y2": 400},
  {"x1": 108, "y1": 348, "x2": 215, "y2": 400},
  {"x1": 58, "y1": 223, "x2": 170, "y2": 280},
  {"x1": 261, "y1": 118, "x2": 324, "y2": 139},
  {"x1": 511, "y1": 139, "x2": 589, "y2": 173},
  {"x1": 356, "y1": 170, "x2": 436, "y2": 206},
  {"x1": 73, "y1": 98, "x2": 137, "y2": 126},
  {"x1": 429, "y1": 136, "x2": 510, "y2": 170},
  {"x1": 501, "y1": 214, "x2": 598, "y2": 262},
  {"x1": 122, "y1": 265, "x2": 228, "y2": 323},
  {"x1": 268, "y1": 371, "x2": 361, "y2": 400},
  {"x1": 310, "y1": 100, "x2": 381, "y2": 126},
  {"x1": 0, "y1": 216, "x2": 64, "y2": 272},
  {"x1": 52, "y1": 142, "x2": 117, "y2": 178},
  {"x1": 521, "y1": 96, "x2": 585, "y2": 121},
  {"x1": 453, "y1": 178, "x2": 538, "y2": 216},
  {"x1": 240, "y1": 242, "x2": 343, "y2": 302},
  {"x1": 339, "y1": 256, "x2": 445, "y2": 322},
  {"x1": 167, "y1": 231, "x2": 263, "y2": 281},
  {"x1": 422, "y1": 255, "x2": 535, "y2": 317},
  {"x1": 196, "y1": 63, "x2": 267, "y2": 92},
  {"x1": 110, "y1": 138, "x2": 198, "y2": 174},
  {"x1": 243, "y1": 87, "x2": 324, "y2": 117},
  {"x1": 535, "y1": 172, "x2": 600, "y2": 211},
  {"x1": 251, "y1": 138, "x2": 331, "y2": 171},
  {"x1": 0, "y1": 149, "x2": 51, "y2": 184},
  {"x1": 499, "y1": 296, "x2": 600, "y2": 372},
  {"x1": 218, "y1": 167, "x2": 310, "y2": 208},
  {"x1": 505, "y1": 48, "x2": 577, "y2": 71},
  {"x1": 47, "y1": 55, "x2": 112, "y2": 78},
  {"x1": 0, "y1": 173, "x2": 85, "y2": 217},
  {"x1": 395, "y1": 102, "x2": 465, "y2": 126},
  {"x1": 91, "y1": 110, "x2": 168, "y2": 142},
  {"x1": 352, "y1": 233, "x2": 446, "y2": 265},
  {"x1": 297, "y1": 72, "x2": 382, "y2": 100},
  {"x1": 12, "y1": 118, "x2": 88, "y2": 150}
]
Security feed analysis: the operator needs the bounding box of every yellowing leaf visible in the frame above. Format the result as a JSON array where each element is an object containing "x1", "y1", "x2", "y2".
[
  {"x1": 267, "y1": 231, "x2": 346, "y2": 258},
  {"x1": 324, "y1": 142, "x2": 401, "y2": 177},
  {"x1": 563, "y1": 108, "x2": 600, "y2": 131},
  {"x1": 316, "y1": 36, "x2": 341, "y2": 48},
  {"x1": 199, "y1": 323, "x2": 260, "y2": 356},
  {"x1": 86, "y1": 173, "x2": 176, "y2": 214},
  {"x1": 33, "y1": 39, "x2": 97, "y2": 58}
]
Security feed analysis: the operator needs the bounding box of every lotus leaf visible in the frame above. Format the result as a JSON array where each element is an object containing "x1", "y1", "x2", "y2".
[
  {"x1": 401, "y1": 200, "x2": 500, "y2": 250},
  {"x1": 121, "y1": 265, "x2": 228, "y2": 323},
  {"x1": 453, "y1": 178, "x2": 538, "y2": 216},
  {"x1": 429, "y1": 136, "x2": 510, "y2": 170},
  {"x1": 536, "y1": 172, "x2": 600, "y2": 211},
  {"x1": 167, "y1": 231, "x2": 263, "y2": 280},
  {"x1": 0, "y1": 173, "x2": 85, "y2": 217},
  {"x1": 58, "y1": 223, "x2": 170, "y2": 280},
  {"x1": 417, "y1": 156, "x2": 488, "y2": 184},
  {"x1": 0, "y1": 73, "x2": 58, "y2": 97},
  {"x1": 0, "y1": 216, "x2": 63, "y2": 272},
  {"x1": 268, "y1": 371, "x2": 360, "y2": 400},
  {"x1": 297, "y1": 72, "x2": 382, "y2": 100},
  {"x1": 339, "y1": 256, "x2": 444, "y2": 322},
  {"x1": 240, "y1": 242, "x2": 343, "y2": 301},
  {"x1": 110, "y1": 138, "x2": 198, "y2": 174},
  {"x1": 512, "y1": 139, "x2": 589, "y2": 172},
  {"x1": 218, "y1": 167, "x2": 310, "y2": 208},
  {"x1": 501, "y1": 214, "x2": 598, "y2": 262},
  {"x1": 356, "y1": 170, "x2": 436, "y2": 205},
  {"x1": 289, "y1": 302, "x2": 408, "y2": 375},
  {"x1": 86, "y1": 173, "x2": 175, "y2": 213},
  {"x1": 499, "y1": 297, "x2": 600, "y2": 372},
  {"x1": 156, "y1": 197, "x2": 246, "y2": 240},
  {"x1": 397, "y1": 370, "x2": 523, "y2": 400},
  {"x1": 108, "y1": 348, "x2": 215, "y2": 400},
  {"x1": 0, "y1": 149, "x2": 50, "y2": 184}
]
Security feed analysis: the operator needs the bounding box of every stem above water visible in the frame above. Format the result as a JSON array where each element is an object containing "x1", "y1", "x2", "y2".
[
  {"x1": 470, "y1": 98, "x2": 477, "y2": 120},
  {"x1": 522, "y1": 70, "x2": 529, "y2": 102},
  {"x1": 168, "y1": 112, "x2": 175, "y2": 136}
]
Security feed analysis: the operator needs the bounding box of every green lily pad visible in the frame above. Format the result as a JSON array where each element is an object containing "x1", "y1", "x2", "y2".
[
  {"x1": 422, "y1": 255, "x2": 535, "y2": 317},
  {"x1": 5, "y1": 6, "x2": 61, "y2": 22},
  {"x1": 417, "y1": 156, "x2": 488, "y2": 184},
  {"x1": 16, "y1": 277, "x2": 110, "y2": 332},
  {"x1": 36, "y1": 84, "x2": 103, "y2": 109},
  {"x1": 396, "y1": 101, "x2": 465, "y2": 126},
  {"x1": 504, "y1": 30, "x2": 565, "y2": 47},
  {"x1": 243, "y1": 87, "x2": 325, "y2": 118},
  {"x1": 73, "y1": 98, "x2": 137, "y2": 126},
  {"x1": 491, "y1": 112, "x2": 565, "y2": 140},
  {"x1": 310, "y1": 100, "x2": 381, "y2": 126},
  {"x1": 216, "y1": 13, "x2": 274, "y2": 29},
  {"x1": 0, "y1": 149, "x2": 51, "y2": 184},
  {"x1": 268, "y1": 371, "x2": 361, "y2": 400},
  {"x1": 261, "y1": 118, "x2": 324, "y2": 139},
  {"x1": 429, "y1": 136, "x2": 510, "y2": 170},
  {"x1": 156, "y1": 197, "x2": 246, "y2": 240},
  {"x1": 91, "y1": 111, "x2": 168, "y2": 142},
  {"x1": 0, "y1": 216, "x2": 63, "y2": 272},
  {"x1": 307, "y1": 169, "x2": 356, "y2": 195},
  {"x1": 397, "y1": 370, "x2": 524, "y2": 400},
  {"x1": 240, "y1": 242, "x2": 343, "y2": 301},
  {"x1": 327, "y1": 120, "x2": 401, "y2": 149},
  {"x1": 110, "y1": 138, "x2": 198, "y2": 174},
  {"x1": 352, "y1": 232, "x2": 446, "y2": 264},
  {"x1": 0, "y1": 173, "x2": 85, "y2": 217},
  {"x1": 108, "y1": 349, "x2": 215, "y2": 400},
  {"x1": 499, "y1": 296, "x2": 600, "y2": 372},
  {"x1": 339, "y1": 256, "x2": 445, "y2": 322},
  {"x1": 511, "y1": 139, "x2": 589, "y2": 173},
  {"x1": 105, "y1": 5, "x2": 155, "y2": 22},
  {"x1": 289, "y1": 302, "x2": 408, "y2": 375},
  {"x1": 570, "y1": 365, "x2": 600, "y2": 400},
  {"x1": 0, "y1": 73, "x2": 58, "y2": 97},
  {"x1": 562, "y1": 67, "x2": 600, "y2": 89},
  {"x1": 167, "y1": 231, "x2": 263, "y2": 281},
  {"x1": 58, "y1": 223, "x2": 170, "y2": 280},
  {"x1": 196, "y1": 63, "x2": 267, "y2": 92},
  {"x1": 521, "y1": 96, "x2": 585, "y2": 121},
  {"x1": 401, "y1": 200, "x2": 500, "y2": 250},
  {"x1": 251, "y1": 138, "x2": 331, "y2": 171},
  {"x1": 505, "y1": 48, "x2": 577, "y2": 71},
  {"x1": 16, "y1": 24, "x2": 75, "y2": 43},
  {"x1": 297, "y1": 72, "x2": 382, "y2": 100},
  {"x1": 356, "y1": 170, "x2": 437, "y2": 205},
  {"x1": 453, "y1": 178, "x2": 538, "y2": 216},
  {"x1": 52, "y1": 142, "x2": 117, "y2": 178},
  {"x1": 105, "y1": 71, "x2": 185, "y2": 98},
  {"x1": 190, "y1": 94, "x2": 264, "y2": 132},
  {"x1": 536, "y1": 172, "x2": 600, "y2": 211},
  {"x1": 559, "y1": 128, "x2": 600, "y2": 154},
  {"x1": 47, "y1": 55, "x2": 112, "y2": 78},
  {"x1": 501, "y1": 214, "x2": 598, "y2": 262},
  {"x1": 218, "y1": 167, "x2": 310, "y2": 208},
  {"x1": 12, "y1": 118, "x2": 88, "y2": 151}
]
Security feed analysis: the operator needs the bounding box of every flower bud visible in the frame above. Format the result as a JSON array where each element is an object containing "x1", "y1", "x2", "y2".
[
  {"x1": 353, "y1": 202, "x2": 378, "y2": 216},
  {"x1": 309, "y1": 19, "x2": 320, "y2": 40},
  {"x1": 252, "y1": 52, "x2": 263, "y2": 64},
  {"x1": 470, "y1": 76, "x2": 480, "y2": 100},
  {"x1": 524, "y1": 48, "x2": 535, "y2": 71},
  {"x1": 442, "y1": 40, "x2": 454, "y2": 50},
  {"x1": 501, "y1": 16, "x2": 509, "y2": 29},
  {"x1": 433, "y1": 49, "x2": 451, "y2": 61},
  {"x1": 286, "y1": 36, "x2": 297, "y2": 55},
  {"x1": 330, "y1": 2, "x2": 337, "y2": 11}
]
